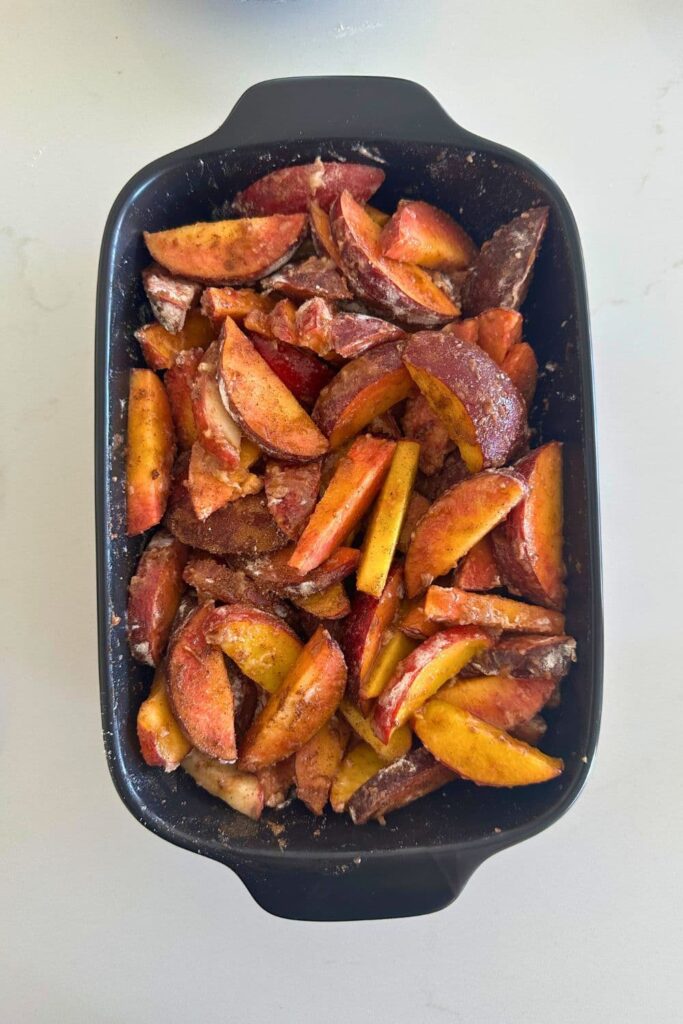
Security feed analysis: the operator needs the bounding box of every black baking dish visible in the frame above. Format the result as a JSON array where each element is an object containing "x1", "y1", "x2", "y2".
[{"x1": 95, "y1": 76, "x2": 602, "y2": 921}]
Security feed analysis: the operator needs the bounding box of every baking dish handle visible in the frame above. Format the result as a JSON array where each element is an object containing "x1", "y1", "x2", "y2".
[
  {"x1": 206, "y1": 76, "x2": 472, "y2": 149},
  {"x1": 233, "y1": 848, "x2": 487, "y2": 922}
]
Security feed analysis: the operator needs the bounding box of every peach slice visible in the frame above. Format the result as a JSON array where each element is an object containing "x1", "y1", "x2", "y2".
[
  {"x1": 357, "y1": 441, "x2": 419, "y2": 597},
  {"x1": 492, "y1": 442, "x2": 566, "y2": 609},
  {"x1": 163, "y1": 347, "x2": 203, "y2": 451},
  {"x1": 313, "y1": 342, "x2": 413, "y2": 449},
  {"x1": 294, "y1": 716, "x2": 350, "y2": 815},
  {"x1": 453, "y1": 535, "x2": 502, "y2": 591},
  {"x1": 292, "y1": 583, "x2": 351, "y2": 620},
  {"x1": 401, "y1": 392, "x2": 453, "y2": 477},
  {"x1": 438, "y1": 674, "x2": 557, "y2": 732},
  {"x1": 182, "y1": 749, "x2": 264, "y2": 820},
  {"x1": 371, "y1": 626, "x2": 492, "y2": 742},
  {"x1": 250, "y1": 334, "x2": 334, "y2": 409},
  {"x1": 241, "y1": 545, "x2": 360, "y2": 598},
  {"x1": 342, "y1": 563, "x2": 403, "y2": 701},
  {"x1": 467, "y1": 634, "x2": 576, "y2": 681},
  {"x1": 288, "y1": 435, "x2": 396, "y2": 574},
  {"x1": 425, "y1": 586, "x2": 566, "y2": 634},
  {"x1": 380, "y1": 200, "x2": 478, "y2": 271},
  {"x1": 201, "y1": 286, "x2": 275, "y2": 329},
  {"x1": 137, "y1": 666, "x2": 192, "y2": 770},
  {"x1": 501, "y1": 341, "x2": 538, "y2": 408},
  {"x1": 166, "y1": 602, "x2": 236, "y2": 761},
  {"x1": 238, "y1": 626, "x2": 347, "y2": 772},
  {"x1": 330, "y1": 191, "x2": 460, "y2": 327},
  {"x1": 338, "y1": 699, "x2": 412, "y2": 763},
  {"x1": 329, "y1": 312, "x2": 405, "y2": 359},
  {"x1": 144, "y1": 214, "x2": 307, "y2": 285},
  {"x1": 126, "y1": 368, "x2": 176, "y2": 535},
  {"x1": 135, "y1": 309, "x2": 214, "y2": 372},
  {"x1": 233, "y1": 159, "x2": 385, "y2": 215},
  {"x1": 127, "y1": 529, "x2": 188, "y2": 665},
  {"x1": 462, "y1": 206, "x2": 549, "y2": 316},
  {"x1": 403, "y1": 331, "x2": 527, "y2": 473},
  {"x1": 218, "y1": 316, "x2": 328, "y2": 462},
  {"x1": 404, "y1": 469, "x2": 526, "y2": 598},
  {"x1": 476, "y1": 308, "x2": 523, "y2": 365},
  {"x1": 413, "y1": 699, "x2": 563, "y2": 786},
  {"x1": 204, "y1": 604, "x2": 303, "y2": 694},
  {"x1": 348, "y1": 747, "x2": 455, "y2": 824},
  {"x1": 191, "y1": 341, "x2": 241, "y2": 469},
  {"x1": 262, "y1": 256, "x2": 352, "y2": 302},
  {"x1": 359, "y1": 628, "x2": 416, "y2": 702},
  {"x1": 264, "y1": 459, "x2": 322, "y2": 540},
  {"x1": 330, "y1": 742, "x2": 386, "y2": 813},
  {"x1": 187, "y1": 442, "x2": 262, "y2": 520}
]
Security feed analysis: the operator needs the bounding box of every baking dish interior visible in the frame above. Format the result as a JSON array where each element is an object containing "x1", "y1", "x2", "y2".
[{"x1": 100, "y1": 134, "x2": 600, "y2": 864}]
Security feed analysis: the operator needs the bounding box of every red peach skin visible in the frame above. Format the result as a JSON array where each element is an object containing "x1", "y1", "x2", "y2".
[
  {"x1": 330, "y1": 191, "x2": 459, "y2": 327},
  {"x1": 348, "y1": 747, "x2": 455, "y2": 824},
  {"x1": 166, "y1": 602, "x2": 236, "y2": 761},
  {"x1": 492, "y1": 442, "x2": 566, "y2": 609},
  {"x1": 403, "y1": 331, "x2": 528, "y2": 473},
  {"x1": 312, "y1": 342, "x2": 413, "y2": 449},
  {"x1": 288, "y1": 435, "x2": 396, "y2": 575},
  {"x1": 453, "y1": 535, "x2": 502, "y2": 591},
  {"x1": 465, "y1": 634, "x2": 577, "y2": 680},
  {"x1": 127, "y1": 529, "x2": 188, "y2": 666},
  {"x1": 462, "y1": 206, "x2": 549, "y2": 317},
  {"x1": 233, "y1": 159, "x2": 385, "y2": 215},
  {"x1": 250, "y1": 334, "x2": 334, "y2": 409},
  {"x1": 264, "y1": 459, "x2": 322, "y2": 540},
  {"x1": 262, "y1": 256, "x2": 352, "y2": 302}
]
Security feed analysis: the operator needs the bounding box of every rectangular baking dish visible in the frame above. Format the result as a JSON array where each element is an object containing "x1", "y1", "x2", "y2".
[{"x1": 95, "y1": 75, "x2": 603, "y2": 921}]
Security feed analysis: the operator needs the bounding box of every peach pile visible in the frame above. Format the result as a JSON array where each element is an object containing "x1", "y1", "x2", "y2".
[{"x1": 124, "y1": 158, "x2": 573, "y2": 824}]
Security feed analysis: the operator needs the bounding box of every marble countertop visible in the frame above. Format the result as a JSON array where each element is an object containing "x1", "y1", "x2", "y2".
[{"x1": 1, "y1": 2, "x2": 681, "y2": 1021}]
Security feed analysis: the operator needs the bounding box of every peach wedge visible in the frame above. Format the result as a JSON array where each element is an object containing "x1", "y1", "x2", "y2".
[
  {"x1": 239, "y1": 626, "x2": 347, "y2": 772},
  {"x1": 413, "y1": 699, "x2": 563, "y2": 787},
  {"x1": 404, "y1": 469, "x2": 526, "y2": 598},
  {"x1": 371, "y1": 626, "x2": 492, "y2": 742},
  {"x1": 126, "y1": 369, "x2": 176, "y2": 535}
]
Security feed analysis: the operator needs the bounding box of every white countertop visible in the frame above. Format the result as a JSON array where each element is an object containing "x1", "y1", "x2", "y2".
[{"x1": 1, "y1": 2, "x2": 681, "y2": 1021}]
